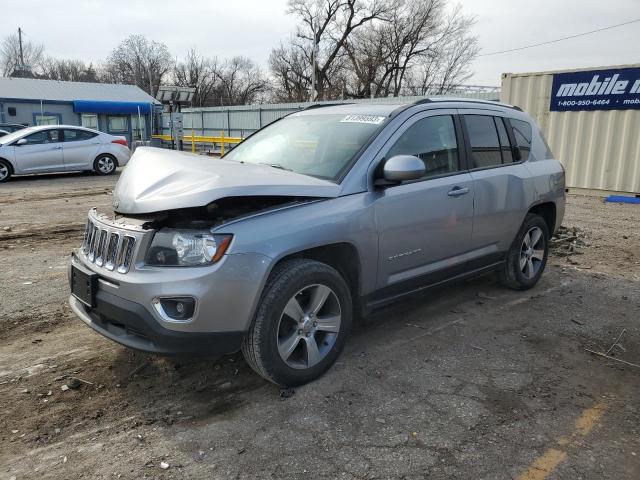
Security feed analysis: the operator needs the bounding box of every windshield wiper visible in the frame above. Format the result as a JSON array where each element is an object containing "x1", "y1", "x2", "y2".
[{"x1": 259, "y1": 163, "x2": 293, "y2": 171}]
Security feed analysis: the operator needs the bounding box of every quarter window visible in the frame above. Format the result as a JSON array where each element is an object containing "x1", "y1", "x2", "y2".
[
  {"x1": 510, "y1": 119, "x2": 533, "y2": 161},
  {"x1": 386, "y1": 115, "x2": 460, "y2": 179}
]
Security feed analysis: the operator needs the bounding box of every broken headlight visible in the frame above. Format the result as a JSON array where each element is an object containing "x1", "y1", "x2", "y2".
[{"x1": 145, "y1": 229, "x2": 232, "y2": 266}]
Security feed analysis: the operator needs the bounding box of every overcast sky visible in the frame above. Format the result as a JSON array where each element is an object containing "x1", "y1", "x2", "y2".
[{"x1": 4, "y1": 0, "x2": 639, "y2": 87}]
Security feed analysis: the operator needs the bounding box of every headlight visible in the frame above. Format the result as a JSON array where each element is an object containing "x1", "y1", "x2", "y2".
[{"x1": 146, "y1": 229, "x2": 232, "y2": 266}]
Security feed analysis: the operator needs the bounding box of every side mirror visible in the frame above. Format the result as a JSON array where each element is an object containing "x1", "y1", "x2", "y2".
[
  {"x1": 16, "y1": 138, "x2": 28, "y2": 146},
  {"x1": 380, "y1": 155, "x2": 425, "y2": 183}
]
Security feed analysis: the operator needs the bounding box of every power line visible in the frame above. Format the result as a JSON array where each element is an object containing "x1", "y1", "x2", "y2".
[{"x1": 478, "y1": 18, "x2": 640, "y2": 57}]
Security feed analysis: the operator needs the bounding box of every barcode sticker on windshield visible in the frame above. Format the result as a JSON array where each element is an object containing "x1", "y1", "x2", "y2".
[{"x1": 340, "y1": 115, "x2": 385, "y2": 125}]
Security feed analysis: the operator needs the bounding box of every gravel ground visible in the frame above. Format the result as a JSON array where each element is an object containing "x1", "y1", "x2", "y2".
[{"x1": 0, "y1": 173, "x2": 639, "y2": 480}]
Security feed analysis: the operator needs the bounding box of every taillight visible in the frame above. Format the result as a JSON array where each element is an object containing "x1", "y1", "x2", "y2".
[{"x1": 112, "y1": 138, "x2": 128, "y2": 147}]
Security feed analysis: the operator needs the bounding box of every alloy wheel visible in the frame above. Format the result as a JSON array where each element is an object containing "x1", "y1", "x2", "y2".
[
  {"x1": 97, "y1": 156, "x2": 115, "y2": 174},
  {"x1": 276, "y1": 284, "x2": 342, "y2": 369},
  {"x1": 0, "y1": 164, "x2": 8, "y2": 181},
  {"x1": 520, "y1": 226, "x2": 545, "y2": 279}
]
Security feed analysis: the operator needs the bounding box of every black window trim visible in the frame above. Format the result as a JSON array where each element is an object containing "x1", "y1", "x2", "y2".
[{"x1": 459, "y1": 113, "x2": 527, "y2": 173}]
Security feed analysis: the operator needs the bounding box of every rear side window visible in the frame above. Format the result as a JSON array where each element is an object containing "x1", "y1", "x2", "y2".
[
  {"x1": 63, "y1": 129, "x2": 98, "y2": 142},
  {"x1": 386, "y1": 115, "x2": 460, "y2": 179},
  {"x1": 510, "y1": 119, "x2": 533, "y2": 161},
  {"x1": 463, "y1": 115, "x2": 503, "y2": 168}
]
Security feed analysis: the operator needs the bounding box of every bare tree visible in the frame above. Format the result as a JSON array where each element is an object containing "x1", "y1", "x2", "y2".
[
  {"x1": 41, "y1": 58, "x2": 100, "y2": 82},
  {"x1": 402, "y1": 3, "x2": 478, "y2": 95},
  {"x1": 269, "y1": 42, "x2": 312, "y2": 102},
  {"x1": 213, "y1": 56, "x2": 270, "y2": 106},
  {"x1": 272, "y1": 0, "x2": 478, "y2": 101},
  {"x1": 103, "y1": 34, "x2": 173, "y2": 96},
  {"x1": 285, "y1": 0, "x2": 392, "y2": 100},
  {"x1": 0, "y1": 32, "x2": 45, "y2": 77},
  {"x1": 173, "y1": 48, "x2": 219, "y2": 107}
]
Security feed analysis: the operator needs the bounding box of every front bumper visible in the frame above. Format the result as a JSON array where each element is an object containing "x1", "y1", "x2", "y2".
[
  {"x1": 69, "y1": 292, "x2": 243, "y2": 355},
  {"x1": 68, "y1": 213, "x2": 273, "y2": 354}
]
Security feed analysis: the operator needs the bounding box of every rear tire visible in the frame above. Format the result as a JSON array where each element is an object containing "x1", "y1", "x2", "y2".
[
  {"x1": 499, "y1": 213, "x2": 550, "y2": 290},
  {"x1": 0, "y1": 159, "x2": 12, "y2": 182},
  {"x1": 93, "y1": 154, "x2": 117, "y2": 175},
  {"x1": 242, "y1": 259, "x2": 352, "y2": 386}
]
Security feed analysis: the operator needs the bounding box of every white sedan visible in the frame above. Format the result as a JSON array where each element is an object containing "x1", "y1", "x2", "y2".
[{"x1": 0, "y1": 125, "x2": 132, "y2": 182}]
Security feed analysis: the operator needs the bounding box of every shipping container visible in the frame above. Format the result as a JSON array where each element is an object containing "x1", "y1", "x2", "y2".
[{"x1": 501, "y1": 64, "x2": 640, "y2": 195}]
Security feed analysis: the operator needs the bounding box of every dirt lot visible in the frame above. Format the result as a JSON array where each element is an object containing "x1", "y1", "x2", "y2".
[{"x1": 1, "y1": 172, "x2": 639, "y2": 480}]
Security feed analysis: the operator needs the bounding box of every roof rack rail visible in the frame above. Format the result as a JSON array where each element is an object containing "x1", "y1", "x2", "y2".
[
  {"x1": 410, "y1": 97, "x2": 522, "y2": 112},
  {"x1": 299, "y1": 102, "x2": 356, "y2": 111}
]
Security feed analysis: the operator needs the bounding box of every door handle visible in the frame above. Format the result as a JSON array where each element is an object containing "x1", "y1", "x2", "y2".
[
  {"x1": 53, "y1": 146, "x2": 63, "y2": 150},
  {"x1": 447, "y1": 186, "x2": 469, "y2": 197}
]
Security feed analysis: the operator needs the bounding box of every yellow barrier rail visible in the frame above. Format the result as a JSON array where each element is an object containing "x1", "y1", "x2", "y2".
[{"x1": 152, "y1": 131, "x2": 243, "y2": 156}]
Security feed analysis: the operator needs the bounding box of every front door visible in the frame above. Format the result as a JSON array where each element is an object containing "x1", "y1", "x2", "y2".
[
  {"x1": 373, "y1": 112, "x2": 474, "y2": 291},
  {"x1": 12, "y1": 128, "x2": 64, "y2": 173}
]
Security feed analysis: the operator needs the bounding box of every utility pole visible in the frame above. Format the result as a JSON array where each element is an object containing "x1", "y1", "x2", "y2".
[
  {"x1": 310, "y1": 25, "x2": 317, "y2": 102},
  {"x1": 18, "y1": 27, "x2": 25, "y2": 69}
]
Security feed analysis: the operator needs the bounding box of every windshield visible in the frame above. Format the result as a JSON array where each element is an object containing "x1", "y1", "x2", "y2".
[
  {"x1": 0, "y1": 126, "x2": 37, "y2": 145},
  {"x1": 224, "y1": 113, "x2": 385, "y2": 181}
]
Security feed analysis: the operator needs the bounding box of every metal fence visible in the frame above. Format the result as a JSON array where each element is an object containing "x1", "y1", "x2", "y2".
[{"x1": 162, "y1": 91, "x2": 500, "y2": 140}]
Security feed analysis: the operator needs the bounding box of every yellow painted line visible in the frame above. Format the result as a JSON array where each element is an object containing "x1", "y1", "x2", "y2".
[
  {"x1": 517, "y1": 401, "x2": 606, "y2": 480},
  {"x1": 518, "y1": 449, "x2": 567, "y2": 480}
]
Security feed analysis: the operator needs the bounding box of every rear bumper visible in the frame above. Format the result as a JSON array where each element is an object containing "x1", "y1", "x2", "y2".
[{"x1": 69, "y1": 291, "x2": 243, "y2": 356}]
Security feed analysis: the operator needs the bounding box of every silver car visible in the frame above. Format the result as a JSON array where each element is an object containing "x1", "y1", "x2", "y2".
[
  {"x1": 69, "y1": 99, "x2": 565, "y2": 386},
  {"x1": 0, "y1": 125, "x2": 131, "y2": 182}
]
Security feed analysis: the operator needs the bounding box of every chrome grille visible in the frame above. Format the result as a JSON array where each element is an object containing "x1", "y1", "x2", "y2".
[{"x1": 82, "y1": 218, "x2": 137, "y2": 273}]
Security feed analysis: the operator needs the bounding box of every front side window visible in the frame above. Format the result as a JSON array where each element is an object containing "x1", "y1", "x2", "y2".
[
  {"x1": 108, "y1": 116, "x2": 128, "y2": 132},
  {"x1": 81, "y1": 114, "x2": 98, "y2": 130},
  {"x1": 23, "y1": 129, "x2": 60, "y2": 145},
  {"x1": 224, "y1": 114, "x2": 385, "y2": 181},
  {"x1": 35, "y1": 114, "x2": 59, "y2": 126},
  {"x1": 386, "y1": 115, "x2": 460, "y2": 179}
]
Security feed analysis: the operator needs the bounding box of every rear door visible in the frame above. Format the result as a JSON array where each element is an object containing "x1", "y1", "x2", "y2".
[
  {"x1": 62, "y1": 129, "x2": 101, "y2": 171},
  {"x1": 373, "y1": 111, "x2": 475, "y2": 292},
  {"x1": 460, "y1": 110, "x2": 531, "y2": 262},
  {"x1": 12, "y1": 129, "x2": 64, "y2": 173}
]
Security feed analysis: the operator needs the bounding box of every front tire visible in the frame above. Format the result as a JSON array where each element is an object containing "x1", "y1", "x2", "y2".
[
  {"x1": 499, "y1": 213, "x2": 550, "y2": 290},
  {"x1": 242, "y1": 259, "x2": 352, "y2": 386},
  {"x1": 93, "y1": 154, "x2": 117, "y2": 175},
  {"x1": 0, "y1": 159, "x2": 12, "y2": 182}
]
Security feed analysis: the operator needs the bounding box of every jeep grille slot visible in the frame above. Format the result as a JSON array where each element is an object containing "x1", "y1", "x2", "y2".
[
  {"x1": 81, "y1": 218, "x2": 137, "y2": 274},
  {"x1": 117, "y1": 236, "x2": 136, "y2": 273}
]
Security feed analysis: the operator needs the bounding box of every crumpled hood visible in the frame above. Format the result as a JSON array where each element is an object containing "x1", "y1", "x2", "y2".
[{"x1": 112, "y1": 147, "x2": 341, "y2": 214}]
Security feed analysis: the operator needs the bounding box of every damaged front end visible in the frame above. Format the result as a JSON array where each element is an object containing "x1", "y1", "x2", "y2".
[{"x1": 83, "y1": 195, "x2": 322, "y2": 270}]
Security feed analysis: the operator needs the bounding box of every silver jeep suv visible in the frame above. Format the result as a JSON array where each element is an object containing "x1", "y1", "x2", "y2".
[{"x1": 69, "y1": 99, "x2": 565, "y2": 386}]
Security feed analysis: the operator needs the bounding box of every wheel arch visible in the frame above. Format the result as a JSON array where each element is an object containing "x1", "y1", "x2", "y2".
[
  {"x1": 266, "y1": 242, "x2": 362, "y2": 311},
  {"x1": 527, "y1": 201, "x2": 557, "y2": 235},
  {"x1": 0, "y1": 157, "x2": 15, "y2": 175}
]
